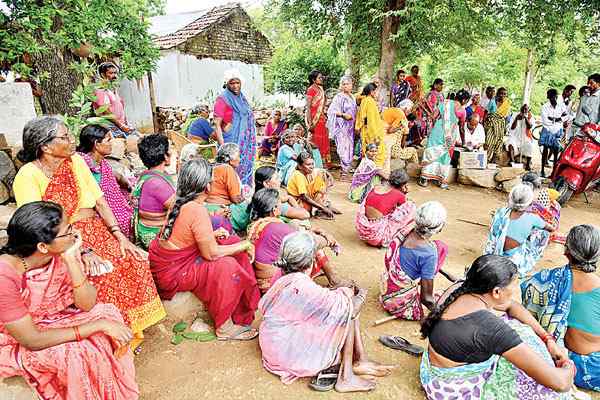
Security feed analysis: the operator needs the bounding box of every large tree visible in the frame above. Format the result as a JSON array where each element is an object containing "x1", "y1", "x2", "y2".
[{"x1": 0, "y1": 0, "x2": 163, "y2": 114}]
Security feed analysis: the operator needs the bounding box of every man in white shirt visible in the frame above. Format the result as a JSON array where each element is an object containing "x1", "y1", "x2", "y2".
[
  {"x1": 573, "y1": 73, "x2": 600, "y2": 141},
  {"x1": 505, "y1": 104, "x2": 535, "y2": 171},
  {"x1": 540, "y1": 88, "x2": 568, "y2": 177},
  {"x1": 462, "y1": 113, "x2": 485, "y2": 149}
]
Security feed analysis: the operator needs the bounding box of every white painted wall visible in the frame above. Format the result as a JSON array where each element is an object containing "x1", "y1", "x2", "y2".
[
  {"x1": 119, "y1": 50, "x2": 265, "y2": 130},
  {"x1": 0, "y1": 83, "x2": 37, "y2": 146}
]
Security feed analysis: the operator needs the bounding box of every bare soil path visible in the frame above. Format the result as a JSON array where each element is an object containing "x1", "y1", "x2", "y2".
[{"x1": 137, "y1": 181, "x2": 600, "y2": 400}]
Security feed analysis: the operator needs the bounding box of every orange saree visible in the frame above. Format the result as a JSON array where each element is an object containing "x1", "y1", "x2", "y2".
[
  {"x1": 42, "y1": 159, "x2": 165, "y2": 347},
  {"x1": 0, "y1": 258, "x2": 139, "y2": 399}
]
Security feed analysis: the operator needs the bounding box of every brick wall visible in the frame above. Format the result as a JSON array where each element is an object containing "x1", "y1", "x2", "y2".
[{"x1": 181, "y1": 9, "x2": 273, "y2": 65}]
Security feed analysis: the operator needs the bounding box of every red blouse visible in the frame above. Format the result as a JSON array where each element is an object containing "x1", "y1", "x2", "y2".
[{"x1": 365, "y1": 188, "x2": 406, "y2": 215}]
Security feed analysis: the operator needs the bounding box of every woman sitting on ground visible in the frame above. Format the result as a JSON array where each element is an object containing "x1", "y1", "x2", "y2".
[
  {"x1": 522, "y1": 224, "x2": 600, "y2": 392},
  {"x1": 378, "y1": 201, "x2": 454, "y2": 322},
  {"x1": 229, "y1": 166, "x2": 310, "y2": 232},
  {"x1": 247, "y1": 188, "x2": 343, "y2": 293},
  {"x1": 0, "y1": 202, "x2": 138, "y2": 399},
  {"x1": 148, "y1": 158, "x2": 260, "y2": 341},
  {"x1": 132, "y1": 133, "x2": 176, "y2": 249},
  {"x1": 420, "y1": 255, "x2": 574, "y2": 399},
  {"x1": 292, "y1": 123, "x2": 324, "y2": 169},
  {"x1": 259, "y1": 110, "x2": 287, "y2": 158},
  {"x1": 206, "y1": 143, "x2": 244, "y2": 206},
  {"x1": 287, "y1": 152, "x2": 340, "y2": 220},
  {"x1": 259, "y1": 231, "x2": 394, "y2": 392},
  {"x1": 356, "y1": 169, "x2": 416, "y2": 248},
  {"x1": 485, "y1": 184, "x2": 555, "y2": 278},
  {"x1": 348, "y1": 143, "x2": 389, "y2": 203},
  {"x1": 13, "y1": 116, "x2": 165, "y2": 352},
  {"x1": 521, "y1": 171, "x2": 561, "y2": 234},
  {"x1": 276, "y1": 130, "x2": 299, "y2": 186},
  {"x1": 77, "y1": 124, "x2": 133, "y2": 238}
]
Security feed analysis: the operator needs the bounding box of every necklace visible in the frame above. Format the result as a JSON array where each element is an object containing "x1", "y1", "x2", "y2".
[
  {"x1": 19, "y1": 257, "x2": 29, "y2": 272},
  {"x1": 470, "y1": 293, "x2": 490, "y2": 309}
]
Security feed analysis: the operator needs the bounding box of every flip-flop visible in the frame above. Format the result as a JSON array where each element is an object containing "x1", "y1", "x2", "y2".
[
  {"x1": 378, "y1": 335, "x2": 424, "y2": 356},
  {"x1": 308, "y1": 365, "x2": 340, "y2": 392},
  {"x1": 217, "y1": 325, "x2": 258, "y2": 341}
]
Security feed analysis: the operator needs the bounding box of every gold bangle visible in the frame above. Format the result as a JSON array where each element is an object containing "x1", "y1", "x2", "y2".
[{"x1": 72, "y1": 278, "x2": 88, "y2": 290}]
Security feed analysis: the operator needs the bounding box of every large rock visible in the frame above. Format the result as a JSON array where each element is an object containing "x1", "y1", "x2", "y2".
[
  {"x1": 495, "y1": 167, "x2": 525, "y2": 183},
  {"x1": 389, "y1": 158, "x2": 407, "y2": 171},
  {"x1": 447, "y1": 168, "x2": 458, "y2": 184},
  {"x1": 0, "y1": 377, "x2": 36, "y2": 400},
  {"x1": 406, "y1": 163, "x2": 421, "y2": 179},
  {"x1": 501, "y1": 177, "x2": 522, "y2": 193},
  {"x1": 162, "y1": 292, "x2": 205, "y2": 322},
  {"x1": 0, "y1": 205, "x2": 16, "y2": 229},
  {"x1": 458, "y1": 168, "x2": 497, "y2": 189}
]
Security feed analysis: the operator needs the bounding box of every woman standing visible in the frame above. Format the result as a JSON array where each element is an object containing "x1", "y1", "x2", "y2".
[
  {"x1": 420, "y1": 255, "x2": 574, "y2": 399},
  {"x1": 12, "y1": 116, "x2": 166, "y2": 351},
  {"x1": 356, "y1": 83, "x2": 386, "y2": 167},
  {"x1": 484, "y1": 87, "x2": 512, "y2": 163},
  {"x1": 77, "y1": 124, "x2": 133, "y2": 238},
  {"x1": 0, "y1": 202, "x2": 138, "y2": 399},
  {"x1": 414, "y1": 78, "x2": 445, "y2": 145},
  {"x1": 390, "y1": 69, "x2": 412, "y2": 107},
  {"x1": 327, "y1": 76, "x2": 357, "y2": 180},
  {"x1": 420, "y1": 89, "x2": 470, "y2": 189},
  {"x1": 213, "y1": 69, "x2": 257, "y2": 186},
  {"x1": 305, "y1": 70, "x2": 330, "y2": 166},
  {"x1": 405, "y1": 65, "x2": 424, "y2": 104}
]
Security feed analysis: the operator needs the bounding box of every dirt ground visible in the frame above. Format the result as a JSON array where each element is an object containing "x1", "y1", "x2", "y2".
[{"x1": 134, "y1": 179, "x2": 600, "y2": 400}]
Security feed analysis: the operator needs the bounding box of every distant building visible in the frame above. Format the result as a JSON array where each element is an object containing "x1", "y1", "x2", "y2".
[{"x1": 120, "y1": 2, "x2": 273, "y2": 130}]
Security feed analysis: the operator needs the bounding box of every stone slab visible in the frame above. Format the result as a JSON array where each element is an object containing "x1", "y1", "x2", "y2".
[
  {"x1": 162, "y1": 292, "x2": 205, "y2": 322},
  {"x1": 0, "y1": 83, "x2": 37, "y2": 147},
  {"x1": 501, "y1": 177, "x2": 522, "y2": 193},
  {"x1": 494, "y1": 167, "x2": 525, "y2": 183},
  {"x1": 458, "y1": 168, "x2": 497, "y2": 189},
  {"x1": 0, "y1": 377, "x2": 36, "y2": 400}
]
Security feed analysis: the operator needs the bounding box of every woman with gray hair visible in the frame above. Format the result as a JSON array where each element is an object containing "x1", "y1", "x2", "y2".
[
  {"x1": 522, "y1": 224, "x2": 600, "y2": 392},
  {"x1": 149, "y1": 158, "x2": 260, "y2": 341},
  {"x1": 485, "y1": 183, "x2": 555, "y2": 278},
  {"x1": 205, "y1": 143, "x2": 243, "y2": 208},
  {"x1": 327, "y1": 76, "x2": 358, "y2": 180},
  {"x1": 259, "y1": 231, "x2": 394, "y2": 392},
  {"x1": 379, "y1": 201, "x2": 456, "y2": 353}
]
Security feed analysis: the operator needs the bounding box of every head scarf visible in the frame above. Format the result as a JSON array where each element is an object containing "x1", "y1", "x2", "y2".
[{"x1": 223, "y1": 68, "x2": 243, "y2": 85}]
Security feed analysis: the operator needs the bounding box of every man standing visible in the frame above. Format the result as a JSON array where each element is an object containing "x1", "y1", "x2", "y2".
[
  {"x1": 93, "y1": 61, "x2": 134, "y2": 138},
  {"x1": 540, "y1": 89, "x2": 568, "y2": 177},
  {"x1": 572, "y1": 73, "x2": 600, "y2": 141},
  {"x1": 505, "y1": 104, "x2": 535, "y2": 171}
]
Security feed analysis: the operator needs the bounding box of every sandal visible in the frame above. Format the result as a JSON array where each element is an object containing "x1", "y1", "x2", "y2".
[
  {"x1": 417, "y1": 178, "x2": 428, "y2": 187},
  {"x1": 217, "y1": 325, "x2": 258, "y2": 341},
  {"x1": 378, "y1": 335, "x2": 424, "y2": 356},
  {"x1": 308, "y1": 364, "x2": 340, "y2": 392}
]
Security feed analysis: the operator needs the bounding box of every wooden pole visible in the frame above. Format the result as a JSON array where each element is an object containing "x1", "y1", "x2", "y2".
[{"x1": 147, "y1": 71, "x2": 159, "y2": 133}]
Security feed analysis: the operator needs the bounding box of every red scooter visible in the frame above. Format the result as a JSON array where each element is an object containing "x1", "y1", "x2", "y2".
[{"x1": 552, "y1": 123, "x2": 600, "y2": 205}]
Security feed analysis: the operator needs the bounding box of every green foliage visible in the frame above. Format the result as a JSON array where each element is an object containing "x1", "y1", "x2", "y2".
[{"x1": 0, "y1": 0, "x2": 163, "y2": 80}]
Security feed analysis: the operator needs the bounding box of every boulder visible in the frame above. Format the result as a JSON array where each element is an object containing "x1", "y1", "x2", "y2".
[
  {"x1": 406, "y1": 163, "x2": 421, "y2": 179},
  {"x1": 0, "y1": 377, "x2": 36, "y2": 400},
  {"x1": 389, "y1": 158, "x2": 407, "y2": 171},
  {"x1": 109, "y1": 138, "x2": 126, "y2": 160},
  {"x1": 0, "y1": 205, "x2": 16, "y2": 229},
  {"x1": 162, "y1": 292, "x2": 205, "y2": 322},
  {"x1": 495, "y1": 167, "x2": 525, "y2": 183},
  {"x1": 501, "y1": 177, "x2": 522, "y2": 193},
  {"x1": 458, "y1": 168, "x2": 497, "y2": 189},
  {"x1": 447, "y1": 168, "x2": 458, "y2": 184}
]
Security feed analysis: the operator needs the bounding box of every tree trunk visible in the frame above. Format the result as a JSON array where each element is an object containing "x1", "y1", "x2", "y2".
[
  {"x1": 34, "y1": 45, "x2": 82, "y2": 115},
  {"x1": 346, "y1": 37, "x2": 361, "y2": 92},
  {"x1": 522, "y1": 48, "x2": 535, "y2": 105},
  {"x1": 377, "y1": 0, "x2": 405, "y2": 104}
]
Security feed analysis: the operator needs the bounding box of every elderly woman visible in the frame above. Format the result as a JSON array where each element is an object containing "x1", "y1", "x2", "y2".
[
  {"x1": 382, "y1": 100, "x2": 419, "y2": 169},
  {"x1": 0, "y1": 202, "x2": 138, "y2": 399},
  {"x1": 213, "y1": 69, "x2": 257, "y2": 186},
  {"x1": 148, "y1": 159, "x2": 260, "y2": 341},
  {"x1": 522, "y1": 224, "x2": 600, "y2": 392},
  {"x1": 485, "y1": 184, "x2": 555, "y2": 278},
  {"x1": 305, "y1": 70, "x2": 330, "y2": 165},
  {"x1": 356, "y1": 169, "x2": 416, "y2": 248},
  {"x1": 77, "y1": 124, "x2": 133, "y2": 238},
  {"x1": 260, "y1": 110, "x2": 287, "y2": 157},
  {"x1": 466, "y1": 92, "x2": 486, "y2": 121},
  {"x1": 419, "y1": 255, "x2": 574, "y2": 399},
  {"x1": 132, "y1": 133, "x2": 176, "y2": 249},
  {"x1": 420, "y1": 89, "x2": 470, "y2": 189},
  {"x1": 259, "y1": 231, "x2": 394, "y2": 392},
  {"x1": 356, "y1": 83, "x2": 386, "y2": 167},
  {"x1": 287, "y1": 152, "x2": 339, "y2": 220},
  {"x1": 378, "y1": 201, "x2": 453, "y2": 322},
  {"x1": 12, "y1": 116, "x2": 165, "y2": 351},
  {"x1": 292, "y1": 123, "x2": 324, "y2": 169},
  {"x1": 206, "y1": 143, "x2": 243, "y2": 206},
  {"x1": 327, "y1": 76, "x2": 358, "y2": 180},
  {"x1": 348, "y1": 143, "x2": 389, "y2": 203},
  {"x1": 275, "y1": 129, "x2": 298, "y2": 186},
  {"x1": 484, "y1": 87, "x2": 512, "y2": 163},
  {"x1": 247, "y1": 188, "x2": 342, "y2": 293}
]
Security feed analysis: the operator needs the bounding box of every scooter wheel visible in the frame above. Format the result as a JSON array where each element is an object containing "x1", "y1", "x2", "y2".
[{"x1": 554, "y1": 177, "x2": 574, "y2": 206}]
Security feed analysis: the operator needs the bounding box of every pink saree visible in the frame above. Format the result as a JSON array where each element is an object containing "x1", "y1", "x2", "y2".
[
  {"x1": 258, "y1": 272, "x2": 353, "y2": 384},
  {"x1": 355, "y1": 200, "x2": 416, "y2": 247},
  {"x1": 0, "y1": 258, "x2": 138, "y2": 400}
]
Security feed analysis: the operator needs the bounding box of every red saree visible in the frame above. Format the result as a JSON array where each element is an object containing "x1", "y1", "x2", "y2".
[
  {"x1": 148, "y1": 235, "x2": 260, "y2": 329},
  {"x1": 0, "y1": 258, "x2": 138, "y2": 400},
  {"x1": 42, "y1": 158, "x2": 166, "y2": 344},
  {"x1": 306, "y1": 84, "x2": 330, "y2": 163}
]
